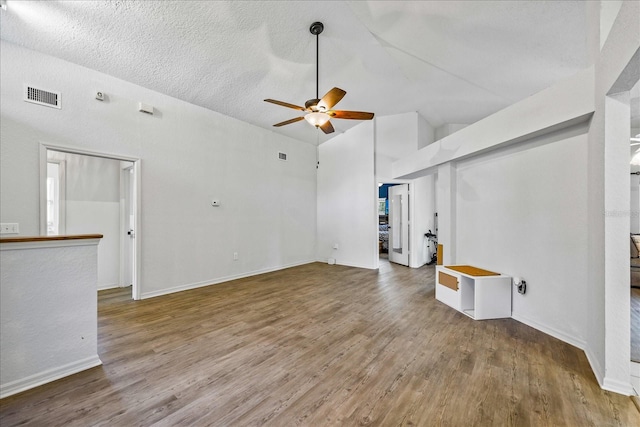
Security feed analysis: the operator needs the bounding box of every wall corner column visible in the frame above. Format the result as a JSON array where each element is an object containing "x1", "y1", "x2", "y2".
[{"x1": 436, "y1": 162, "x2": 456, "y2": 265}]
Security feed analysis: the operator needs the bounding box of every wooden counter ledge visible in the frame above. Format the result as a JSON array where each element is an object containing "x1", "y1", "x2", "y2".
[{"x1": 0, "y1": 234, "x2": 103, "y2": 243}]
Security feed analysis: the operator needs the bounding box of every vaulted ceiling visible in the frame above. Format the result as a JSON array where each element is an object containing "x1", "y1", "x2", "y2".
[{"x1": 0, "y1": 1, "x2": 594, "y2": 145}]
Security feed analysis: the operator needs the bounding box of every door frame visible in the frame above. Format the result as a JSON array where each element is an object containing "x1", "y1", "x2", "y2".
[
  {"x1": 388, "y1": 183, "x2": 410, "y2": 266},
  {"x1": 39, "y1": 143, "x2": 142, "y2": 300},
  {"x1": 119, "y1": 164, "x2": 135, "y2": 290}
]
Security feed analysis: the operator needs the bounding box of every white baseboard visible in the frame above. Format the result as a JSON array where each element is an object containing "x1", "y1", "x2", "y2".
[
  {"x1": 141, "y1": 259, "x2": 317, "y2": 299},
  {"x1": 602, "y1": 377, "x2": 636, "y2": 396},
  {"x1": 630, "y1": 362, "x2": 640, "y2": 394},
  {"x1": 0, "y1": 355, "x2": 102, "y2": 399},
  {"x1": 511, "y1": 312, "x2": 586, "y2": 350},
  {"x1": 97, "y1": 283, "x2": 120, "y2": 291},
  {"x1": 584, "y1": 345, "x2": 605, "y2": 387},
  {"x1": 335, "y1": 260, "x2": 377, "y2": 269},
  {"x1": 512, "y1": 313, "x2": 637, "y2": 396},
  {"x1": 316, "y1": 257, "x2": 377, "y2": 270}
]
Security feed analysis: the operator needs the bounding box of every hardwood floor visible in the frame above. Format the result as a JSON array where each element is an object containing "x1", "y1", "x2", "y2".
[{"x1": 1, "y1": 260, "x2": 638, "y2": 426}]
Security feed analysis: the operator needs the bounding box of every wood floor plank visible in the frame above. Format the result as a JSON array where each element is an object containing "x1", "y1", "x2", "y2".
[{"x1": 1, "y1": 260, "x2": 638, "y2": 426}]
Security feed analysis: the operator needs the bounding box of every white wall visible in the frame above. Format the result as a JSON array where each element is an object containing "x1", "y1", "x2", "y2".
[
  {"x1": 436, "y1": 162, "x2": 457, "y2": 265},
  {"x1": 317, "y1": 122, "x2": 377, "y2": 269},
  {"x1": 586, "y1": 0, "x2": 639, "y2": 394},
  {"x1": 434, "y1": 123, "x2": 468, "y2": 142},
  {"x1": 375, "y1": 112, "x2": 435, "y2": 181},
  {"x1": 417, "y1": 115, "x2": 436, "y2": 150},
  {"x1": 392, "y1": 67, "x2": 595, "y2": 180},
  {"x1": 456, "y1": 124, "x2": 589, "y2": 347},
  {"x1": 389, "y1": 0, "x2": 639, "y2": 396},
  {"x1": 375, "y1": 112, "x2": 437, "y2": 269},
  {"x1": 1, "y1": 238, "x2": 102, "y2": 398},
  {"x1": 0, "y1": 41, "x2": 317, "y2": 298}
]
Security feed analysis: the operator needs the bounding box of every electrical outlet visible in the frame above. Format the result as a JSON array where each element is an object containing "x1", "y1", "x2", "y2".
[
  {"x1": 233, "y1": 252, "x2": 238, "y2": 261},
  {"x1": 517, "y1": 281, "x2": 527, "y2": 294},
  {"x1": 514, "y1": 277, "x2": 526, "y2": 294},
  {"x1": 333, "y1": 243, "x2": 339, "y2": 250},
  {"x1": 0, "y1": 223, "x2": 19, "y2": 234}
]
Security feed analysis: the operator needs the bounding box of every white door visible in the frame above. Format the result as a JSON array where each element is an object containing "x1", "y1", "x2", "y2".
[{"x1": 389, "y1": 184, "x2": 409, "y2": 266}]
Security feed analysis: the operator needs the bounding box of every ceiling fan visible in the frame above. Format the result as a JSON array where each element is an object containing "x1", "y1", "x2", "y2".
[{"x1": 264, "y1": 21, "x2": 374, "y2": 134}]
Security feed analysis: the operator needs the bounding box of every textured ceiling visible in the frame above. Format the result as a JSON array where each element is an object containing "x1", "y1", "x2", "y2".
[{"x1": 0, "y1": 1, "x2": 594, "y2": 145}]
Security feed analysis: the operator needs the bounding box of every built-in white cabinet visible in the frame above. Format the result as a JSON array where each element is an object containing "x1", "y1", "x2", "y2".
[{"x1": 435, "y1": 265, "x2": 512, "y2": 320}]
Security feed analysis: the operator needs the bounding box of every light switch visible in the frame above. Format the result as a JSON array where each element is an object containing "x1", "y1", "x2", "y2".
[{"x1": 0, "y1": 223, "x2": 19, "y2": 234}]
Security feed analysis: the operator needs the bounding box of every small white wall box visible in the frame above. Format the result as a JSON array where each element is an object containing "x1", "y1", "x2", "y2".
[
  {"x1": 211, "y1": 200, "x2": 221, "y2": 207},
  {"x1": 138, "y1": 102, "x2": 154, "y2": 115},
  {"x1": 95, "y1": 91, "x2": 104, "y2": 101},
  {"x1": 0, "y1": 223, "x2": 19, "y2": 234}
]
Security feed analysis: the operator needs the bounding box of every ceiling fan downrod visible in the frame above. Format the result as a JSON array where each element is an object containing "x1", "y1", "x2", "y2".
[{"x1": 310, "y1": 22, "x2": 324, "y2": 102}]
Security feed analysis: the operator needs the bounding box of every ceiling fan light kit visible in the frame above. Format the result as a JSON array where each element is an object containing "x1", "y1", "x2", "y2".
[
  {"x1": 305, "y1": 111, "x2": 330, "y2": 127},
  {"x1": 264, "y1": 21, "x2": 374, "y2": 135}
]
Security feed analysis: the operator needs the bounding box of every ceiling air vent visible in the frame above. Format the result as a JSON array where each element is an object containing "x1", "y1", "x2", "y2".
[
  {"x1": 24, "y1": 85, "x2": 61, "y2": 109},
  {"x1": 278, "y1": 152, "x2": 287, "y2": 161}
]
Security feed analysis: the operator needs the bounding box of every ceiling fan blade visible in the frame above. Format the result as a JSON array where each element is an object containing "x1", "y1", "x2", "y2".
[
  {"x1": 328, "y1": 110, "x2": 375, "y2": 120},
  {"x1": 318, "y1": 87, "x2": 346, "y2": 111},
  {"x1": 273, "y1": 117, "x2": 305, "y2": 127},
  {"x1": 264, "y1": 99, "x2": 306, "y2": 111},
  {"x1": 319, "y1": 120, "x2": 335, "y2": 134}
]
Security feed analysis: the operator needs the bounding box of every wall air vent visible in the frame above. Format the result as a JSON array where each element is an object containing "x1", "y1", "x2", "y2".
[
  {"x1": 278, "y1": 152, "x2": 287, "y2": 161},
  {"x1": 24, "y1": 85, "x2": 61, "y2": 109}
]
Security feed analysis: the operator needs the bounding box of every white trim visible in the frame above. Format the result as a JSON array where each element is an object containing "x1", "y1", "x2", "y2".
[
  {"x1": 315, "y1": 257, "x2": 378, "y2": 270},
  {"x1": 335, "y1": 261, "x2": 378, "y2": 270},
  {"x1": 511, "y1": 312, "x2": 586, "y2": 350},
  {"x1": 631, "y1": 361, "x2": 640, "y2": 395},
  {"x1": 141, "y1": 260, "x2": 318, "y2": 299},
  {"x1": 98, "y1": 283, "x2": 121, "y2": 291},
  {"x1": 585, "y1": 345, "x2": 605, "y2": 387},
  {"x1": 0, "y1": 238, "x2": 102, "y2": 251},
  {"x1": 511, "y1": 313, "x2": 637, "y2": 395},
  {"x1": 602, "y1": 377, "x2": 636, "y2": 396},
  {"x1": 0, "y1": 355, "x2": 102, "y2": 399},
  {"x1": 511, "y1": 314, "x2": 638, "y2": 397},
  {"x1": 40, "y1": 142, "x2": 139, "y2": 162}
]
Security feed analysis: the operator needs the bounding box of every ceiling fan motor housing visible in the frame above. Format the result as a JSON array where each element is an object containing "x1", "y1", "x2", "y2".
[{"x1": 305, "y1": 98, "x2": 322, "y2": 111}]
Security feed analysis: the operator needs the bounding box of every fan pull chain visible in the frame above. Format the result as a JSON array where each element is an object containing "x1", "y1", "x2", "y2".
[{"x1": 316, "y1": 128, "x2": 320, "y2": 168}]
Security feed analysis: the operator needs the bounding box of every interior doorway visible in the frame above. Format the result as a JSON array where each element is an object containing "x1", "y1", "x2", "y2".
[
  {"x1": 39, "y1": 144, "x2": 141, "y2": 300},
  {"x1": 389, "y1": 184, "x2": 410, "y2": 266}
]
